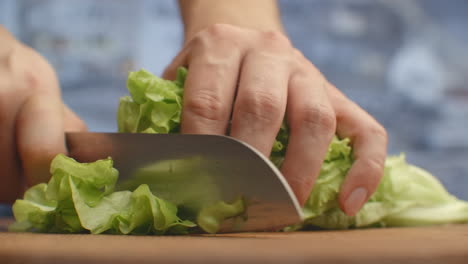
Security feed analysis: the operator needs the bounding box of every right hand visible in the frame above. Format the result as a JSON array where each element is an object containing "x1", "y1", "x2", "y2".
[
  {"x1": 0, "y1": 26, "x2": 87, "y2": 203},
  {"x1": 164, "y1": 24, "x2": 388, "y2": 215}
]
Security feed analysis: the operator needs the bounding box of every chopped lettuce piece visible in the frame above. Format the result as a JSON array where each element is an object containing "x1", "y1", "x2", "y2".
[
  {"x1": 197, "y1": 198, "x2": 245, "y2": 234},
  {"x1": 117, "y1": 156, "x2": 246, "y2": 233},
  {"x1": 117, "y1": 157, "x2": 222, "y2": 215},
  {"x1": 10, "y1": 154, "x2": 195, "y2": 234}
]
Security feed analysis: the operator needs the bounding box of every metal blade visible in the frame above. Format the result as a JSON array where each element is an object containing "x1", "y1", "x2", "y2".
[{"x1": 65, "y1": 132, "x2": 303, "y2": 232}]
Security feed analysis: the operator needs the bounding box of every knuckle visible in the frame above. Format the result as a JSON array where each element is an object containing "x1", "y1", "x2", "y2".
[
  {"x1": 292, "y1": 49, "x2": 318, "y2": 73},
  {"x1": 184, "y1": 89, "x2": 226, "y2": 122},
  {"x1": 191, "y1": 33, "x2": 209, "y2": 50},
  {"x1": 362, "y1": 122, "x2": 388, "y2": 147},
  {"x1": 192, "y1": 24, "x2": 241, "y2": 53},
  {"x1": 260, "y1": 31, "x2": 292, "y2": 53},
  {"x1": 238, "y1": 91, "x2": 283, "y2": 124},
  {"x1": 370, "y1": 123, "x2": 388, "y2": 143},
  {"x1": 297, "y1": 104, "x2": 336, "y2": 134},
  {"x1": 361, "y1": 156, "x2": 386, "y2": 183},
  {"x1": 203, "y1": 23, "x2": 236, "y2": 40},
  {"x1": 28, "y1": 52, "x2": 58, "y2": 91},
  {"x1": 0, "y1": 48, "x2": 17, "y2": 90},
  {"x1": 23, "y1": 68, "x2": 44, "y2": 92},
  {"x1": 262, "y1": 30, "x2": 291, "y2": 47},
  {"x1": 0, "y1": 46, "x2": 14, "y2": 71},
  {"x1": 196, "y1": 56, "x2": 233, "y2": 72},
  {"x1": 2, "y1": 45, "x2": 57, "y2": 94},
  {"x1": 293, "y1": 48, "x2": 305, "y2": 59},
  {"x1": 292, "y1": 49, "x2": 308, "y2": 67}
]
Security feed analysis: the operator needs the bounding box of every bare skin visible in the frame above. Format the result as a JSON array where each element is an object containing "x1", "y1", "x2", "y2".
[
  {"x1": 0, "y1": 26, "x2": 86, "y2": 203},
  {"x1": 0, "y1": 1, "x2": 387, "y2": 216}
]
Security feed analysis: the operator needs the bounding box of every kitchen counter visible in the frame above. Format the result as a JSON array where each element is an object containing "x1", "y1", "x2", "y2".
[{"x1": 1, "y1": 218, "x2": 467, "y2": 263}]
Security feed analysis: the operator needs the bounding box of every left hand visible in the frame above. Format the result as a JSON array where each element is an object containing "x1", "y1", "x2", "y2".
[{"x1": 163, "y1": 24, "x2": 387, "y2": 216}]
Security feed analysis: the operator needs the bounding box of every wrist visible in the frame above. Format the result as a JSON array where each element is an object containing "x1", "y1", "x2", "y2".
[{"x1": 179, "y1": 0, "x2": 284, "y2": 43}]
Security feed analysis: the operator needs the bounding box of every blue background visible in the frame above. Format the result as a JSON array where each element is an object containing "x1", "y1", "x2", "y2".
[{"x1": 1, "y1": 0, "x2": 467, "y2": 215}]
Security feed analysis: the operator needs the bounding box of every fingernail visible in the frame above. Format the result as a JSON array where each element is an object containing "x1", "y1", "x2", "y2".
[{"x1": 344, "y1": 187, "x2": 368, "y2": 216}]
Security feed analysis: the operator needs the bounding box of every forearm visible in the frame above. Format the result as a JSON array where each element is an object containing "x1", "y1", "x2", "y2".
[{"x1": 178, "y1": 0, "x2": 284, "y2": 42}]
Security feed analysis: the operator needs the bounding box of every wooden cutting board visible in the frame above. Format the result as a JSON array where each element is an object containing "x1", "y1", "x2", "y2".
[{"x1": 1, "y1": 218, "x2": 467, "y2": 263}]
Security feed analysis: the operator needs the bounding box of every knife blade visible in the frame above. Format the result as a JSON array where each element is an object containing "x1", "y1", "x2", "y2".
[{"x1": 65, "y1": 132, "x2": 303, "y2": 232}]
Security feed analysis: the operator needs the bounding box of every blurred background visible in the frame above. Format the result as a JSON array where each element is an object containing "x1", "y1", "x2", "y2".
[{"x1": 0, "y1": 0, "x2": 467, "y2": 216}]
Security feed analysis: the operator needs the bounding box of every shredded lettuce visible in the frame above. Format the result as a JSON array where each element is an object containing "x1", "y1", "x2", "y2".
[{"x1": 11, "y1": 68, "x2": 468, "y2": 234}]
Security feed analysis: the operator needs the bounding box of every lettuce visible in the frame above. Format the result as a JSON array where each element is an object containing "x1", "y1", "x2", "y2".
[
  {"x1": 117, "y1": 68, "x2": 185, "y2": 134},
  {"x1": 296, "y1": 141, "x2": 468, "y2": 230},
  {"x1": 11, "y1": 68, "x2": 468, "y2": 234},
  {"x1": 10, "y1": 154, "x2": 195, "y2": 234}
]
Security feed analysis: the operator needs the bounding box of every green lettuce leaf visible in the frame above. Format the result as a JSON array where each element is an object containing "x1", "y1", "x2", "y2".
[
  {"x1": 297, "y1": 142, "x2": 468, "y2": 230},
  {"x1": 10, "y1": 154, "x2": 195, "y2": 234},
  {"x1": 197, "y1": 198, "x2": 245, "y2": 234},
  {"x1": 117, "y1": 68, "x2": 185, "y2": 134},
  {"x1": 116, "y1": 156, "x2": 247, "y2": 234}
]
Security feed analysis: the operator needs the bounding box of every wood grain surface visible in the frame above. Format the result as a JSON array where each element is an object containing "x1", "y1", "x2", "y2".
[{"x1": 1, "y1": 218, "x2": 467, "y2": 263}]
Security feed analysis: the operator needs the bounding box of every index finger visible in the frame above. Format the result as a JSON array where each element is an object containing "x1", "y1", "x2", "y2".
[{"x1": 180, "y1": 36, "x2": 243, "y2": 135}]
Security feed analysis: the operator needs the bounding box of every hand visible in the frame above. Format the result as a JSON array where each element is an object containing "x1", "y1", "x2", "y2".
[
  {"x1": 164, "y1": 24, "x2": 388, "y2": 216},
  {"x1": 0, "y1": 26, "x2": 86, "y2": 203}
]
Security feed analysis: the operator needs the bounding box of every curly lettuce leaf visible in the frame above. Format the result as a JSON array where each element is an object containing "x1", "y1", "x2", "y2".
[
  {"x1": 117, "y1": 68, "x2": 184, "y2": 134},
  {"x1": 197, "y1": 198, "x2": 245, "y2": 234},
  {"x1": 10, "y1": 154, "x2": 195, "y2": 234},
  {"x1": 297, "y1": 141, "x2": 468, "y2": 230},
  {"x1": 117, "y1": 157, "x2": 230, "y2": 218}
]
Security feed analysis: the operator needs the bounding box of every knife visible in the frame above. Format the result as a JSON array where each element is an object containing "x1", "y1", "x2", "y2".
[{"x1": 65, "y1": 132, "x2": 303, "y2": 233}]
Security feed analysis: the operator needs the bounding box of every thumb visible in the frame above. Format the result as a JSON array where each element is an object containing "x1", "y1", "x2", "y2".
[{"x1": 16, "y1": 93, "x2": 67, "y2": 187}]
